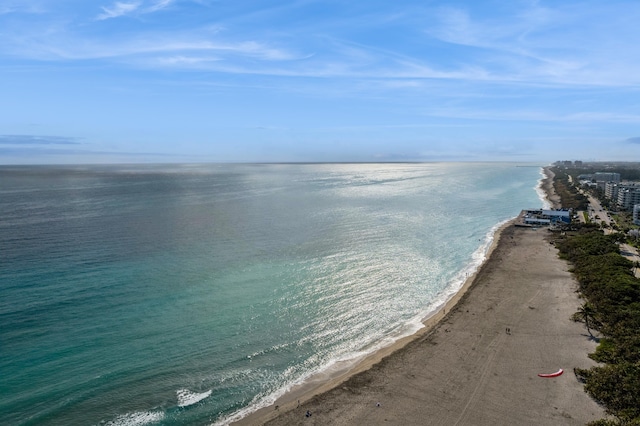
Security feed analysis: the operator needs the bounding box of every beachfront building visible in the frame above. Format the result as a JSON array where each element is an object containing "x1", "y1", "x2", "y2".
[
  {"x1": 605, "y1": 182, "x2": 620, "y2": 201},
  {"x1": 542, "y1": 209, "x2": 571, "y2": 224},
  {"x1": 520, "y1": 209, "x2": 571, "y2": 226},
  {"x1": 593, "y1": 172, "x2": 621, "y2": 183},
  {"x1": 634, "y1": 205, "x2": 640, "y2": 226},
  {"x1": 523, "y1": 217, "x2": 551, "y2": 226},
  {"x1": 619, "y1": 188, "x2": 640, "y2": 211}
]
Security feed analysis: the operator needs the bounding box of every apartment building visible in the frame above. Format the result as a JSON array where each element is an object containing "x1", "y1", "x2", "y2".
[{"x1": 618, "y1": 188, "x2": 640, "y2": 210}]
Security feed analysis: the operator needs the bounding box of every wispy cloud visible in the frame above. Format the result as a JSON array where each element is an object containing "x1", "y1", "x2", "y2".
[
  {"x1": 1, "y1": 1, "x2": 638, "y2": 88},
  {"x1": 97, "y1": 0, "x2": 178, "y2": 20},
  {"x1": 97, "y1": 1, "x2": 141, "y2": 20},
  {"x1": 74, "y1": 38, "x2": 297, "y2": 63},
  {"x1": 0, "y1": 1, "x2": 45, "y2": 15},
  {"x1": 147, "y1": 0, "x2": 175, "y2": 13},
  {"x1": 421, "y1": 3, "x2": 640, "y2": 86},
  {"x1": 3, "y1": 24, "x2": 303, "y2": 67},
  {"x1": 415, "y1": 106, "x2": 640, "y2": 125},
  {"x1": 0, "y1": 135, "x2": 82, "y2": 145}
]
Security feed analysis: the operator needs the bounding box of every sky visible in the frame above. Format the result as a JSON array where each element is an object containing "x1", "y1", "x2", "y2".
[{"x1": 1, "y1": 0, "x2": 640, "y2": 164}]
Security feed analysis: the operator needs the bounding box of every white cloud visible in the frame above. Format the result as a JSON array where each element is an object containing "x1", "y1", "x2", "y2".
[
  {"x1": 97, "y1": 1, "x2": 141, "y2": 20},
  {"x1": 3, "y1": 1, "x2": 640, "y2": 88},
  {"x1": 419, "y1": 106, "x2": 640, "y2": 125},
  {"x1": 13, "y1": 32, "x2": 300, "y2": 67},
  {"x1": 153, "y1": 55, "x2": 220, "y2": 66},
  {"x1": 420, "y1": 3, "x2": 640, "y2": 87},
  {"x1": 147, "y1": 0, "x2": 175, "y2": 13},
  {"x1": 0, "y1": 1, "x2": 45, "y2": 15},
  {"x1": 97, "y1": 0, "x2": 178, "y2": 19}
]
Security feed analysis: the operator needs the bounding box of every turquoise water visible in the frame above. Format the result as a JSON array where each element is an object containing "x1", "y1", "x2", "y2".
[{"x1": 0, "y1": 163, "x2": 546, "y2": 425}]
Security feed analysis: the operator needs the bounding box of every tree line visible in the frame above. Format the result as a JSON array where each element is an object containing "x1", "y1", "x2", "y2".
[{"x1": 555, "y1": 224, "x2": 640, "y2": 424}]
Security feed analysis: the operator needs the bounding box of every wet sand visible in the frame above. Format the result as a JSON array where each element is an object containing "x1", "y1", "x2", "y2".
[{"x1": 235, "y1": 169, "x2": 604, "y2": 426}]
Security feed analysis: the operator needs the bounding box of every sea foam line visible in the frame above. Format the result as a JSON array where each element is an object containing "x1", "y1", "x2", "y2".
[
  {"x1": 177, "y1": 388, "x2": 212, "y2": 407},
  {"x1": 105, "y1": 410, "x2": 165, "y2": 426},
  {"x1": 537, "y1": 166, "x2": 552, "y2": 210},
  {"x1": 422, "y1": 216, "x2": 513, "y2": 325}
]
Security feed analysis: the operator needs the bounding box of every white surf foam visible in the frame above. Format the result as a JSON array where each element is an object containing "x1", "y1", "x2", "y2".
[
  {"x1": 537, "y1": 167, "x2": 552, "y2": 209},
  {"x1": 105, "y1": 411, "x2": 165, "y2": 426},
  {"x1": 176, "y1": 388, "x2": 212, "y2": 407}
]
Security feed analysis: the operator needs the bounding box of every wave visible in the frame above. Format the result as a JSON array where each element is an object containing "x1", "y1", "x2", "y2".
[
  {"x1": 102, "y1": 389, "x2": 211, "y2": 426},
  {"x1": 536, "y1": 166, "x2": 552, "y2": 209},
  {"x1": 105, "y1": 411, "x2": 165, "y2": 426},
  {"x1": 176, "y1": 388, "x2": 212, "y2": 408}
]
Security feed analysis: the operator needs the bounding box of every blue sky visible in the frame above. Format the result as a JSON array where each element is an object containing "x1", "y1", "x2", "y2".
[{"x1": 1, "y1": 0, "x2": 640, "y2": 164}]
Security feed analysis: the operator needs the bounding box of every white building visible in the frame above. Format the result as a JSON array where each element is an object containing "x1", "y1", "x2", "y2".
[
  {"x1": 541, "y1": 209, "x2": 571, "y2": 223},
  {"x1": 593, "y1": 172, "x2": 621, "y2": 183},
  {"x1": 521, "y1": 209, "x2": 571, "y2": 226},
  {"x1": 618, "y1": 188, "x2": 640, "y2": 210},
  {"x1": 634, "y1": 205, "x2": 640, "y2": 226},
  {"x1": 605, "y1": 182, "x2": 619, "y2": 200}
]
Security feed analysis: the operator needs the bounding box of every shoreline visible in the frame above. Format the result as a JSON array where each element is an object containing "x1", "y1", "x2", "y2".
[
  {"x1": 231, "y1": 221, "x2": 520, "y2": 425},
  {"x1": 542, "y1": 166, "x2": 561, "y2": 209},
  {"x1": 232, "y1": 166, "x2": 602, "y2": 425},
  {"x1": 233, "y1": 220, "x2": 512, "y2": 425}
]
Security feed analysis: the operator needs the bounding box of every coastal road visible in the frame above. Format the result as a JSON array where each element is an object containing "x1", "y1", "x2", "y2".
[
  {"x1": 578, "y1": 190, "x2": 612, "y2": 229},
  {"x1": 586, "y1": 194, "x2": 611, "y2": 227},
  {"x1": 620, "y1": 243, "x2": 640, "y2": 278}
]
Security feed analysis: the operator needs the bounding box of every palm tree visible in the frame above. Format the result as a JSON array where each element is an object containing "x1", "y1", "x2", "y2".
[{"x1": 573, "y1": 302, "x2": 597, "y2": 339}]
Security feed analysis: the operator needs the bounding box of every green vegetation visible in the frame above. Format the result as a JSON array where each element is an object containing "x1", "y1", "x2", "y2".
[
  {"x1": 558, "y1": 164, "x2": 640, "y2": 182},
  {"x1": 549, "y1": 170, "x2": 640, "y2": 424},
  {"x1": 612, "y1": 211, "x2": 637, "y2": 234},
  {"x1": 549, "y1": 167, "x2": 589, "y2": 210},
  {"x1": 555, "y1": 225, "x2": 640, "y2": 425}
]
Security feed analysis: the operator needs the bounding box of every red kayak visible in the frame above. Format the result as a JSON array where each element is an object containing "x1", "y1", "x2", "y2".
[{"x1": 538, "y1": 368, "x2": 563, "y2": 378}]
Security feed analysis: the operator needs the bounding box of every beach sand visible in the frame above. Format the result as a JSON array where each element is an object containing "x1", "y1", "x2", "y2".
[
  {"x1": 235, "y1": 169, "x2": 604, "y2": 426},
  {"x1": 542, "y1": 167, "x2": 562, "y2": 209}
]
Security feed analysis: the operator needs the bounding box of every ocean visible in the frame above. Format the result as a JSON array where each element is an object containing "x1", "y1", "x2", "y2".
[{"x1": 0, "y1": 162, "x2": 547, "y2": 425}]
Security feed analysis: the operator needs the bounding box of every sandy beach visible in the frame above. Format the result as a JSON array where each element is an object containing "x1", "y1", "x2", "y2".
[
  {"x1": 235, "y1": 170, "x2": 604, "y2": 426},
  {"x1": 542, "y1": 167, "x2": 562, "y2": 209}
]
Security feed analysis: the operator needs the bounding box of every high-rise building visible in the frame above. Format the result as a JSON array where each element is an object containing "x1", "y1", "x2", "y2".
[
  {"x1": 605, "y1": 182, "x2": 619, "y2": 200},
  {"x1": 593, "y1": 172, "x2": 621, "y2": 183},
  {"x1": 618, "y1": 188, "x2": 640, "y2": 210},
  {"x1": 634, "y1": 205, "x2": 640, "y2": 225}
]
